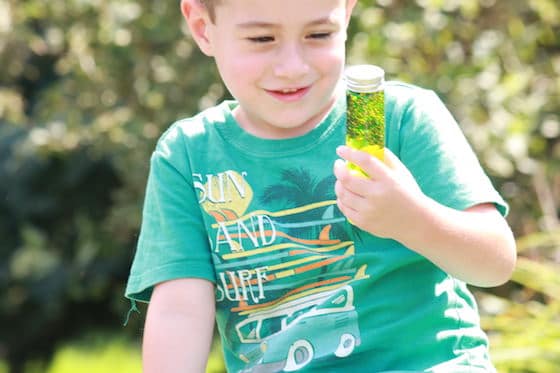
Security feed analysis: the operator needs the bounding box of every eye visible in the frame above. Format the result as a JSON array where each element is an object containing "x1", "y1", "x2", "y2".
[
  {"x1": 307, "y1": 32, "x2": 333, "y2": 40},
  {"x1": 247, "y1": 36, "x2": 275, "y2": 43}
]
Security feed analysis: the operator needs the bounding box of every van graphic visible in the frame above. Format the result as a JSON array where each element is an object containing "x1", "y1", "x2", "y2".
[{"x1": 235, "y1": 285, "x2": 361, "y2": 372}]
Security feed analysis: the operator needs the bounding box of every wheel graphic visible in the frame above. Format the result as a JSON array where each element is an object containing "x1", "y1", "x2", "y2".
[
  {"x1": 284, "y1": 340, "x2": 314, "y2": 371},
  {"x1": 334, "y1": 333, "x2": 356, "y2": 358}
]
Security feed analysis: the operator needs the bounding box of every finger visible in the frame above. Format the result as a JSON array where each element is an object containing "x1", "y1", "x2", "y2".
[
  {"x1": 334, "y1": 158, "x2": 373, "y2": 197},
  {"x1": 336, "y1": 145, "x2": 390, "y2": 181},
  {"x1": 381, "y1": 147, "x2": 403, "y2": 170},
  {"x1": 333, "y1": 158, "x2": 346, "y2": 178},
  {"x1": 382, "y1": 148, "x2": 420, "y2": 189},
  {"x1": 335, "y1": 179, "x2": 366, "y2": 211},
  {"x1": 336, "y1": 198, "x2": 361, "y2": 225}
]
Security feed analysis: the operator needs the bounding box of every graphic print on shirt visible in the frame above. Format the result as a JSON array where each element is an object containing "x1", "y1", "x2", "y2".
[{"x1": 196, "y1": 168, "x2": 369, "y2": 372}]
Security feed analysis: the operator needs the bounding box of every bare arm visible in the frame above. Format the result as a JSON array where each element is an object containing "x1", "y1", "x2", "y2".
[
  {"x1": 143, "y1": 278, "x2": 216, "y2": 373},
  {"x1": 334, "y1": 146, "x2": 517, "y2": 287},
  {"x1": 399, "y1": 200, "x2": 516, "y2": 287}
]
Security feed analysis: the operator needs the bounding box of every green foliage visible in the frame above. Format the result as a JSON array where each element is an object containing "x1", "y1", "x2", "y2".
[
  {"x1": 46, "y1": 334, "x2": 141, "y2": 373},
  {"x1": 478, "y1": 230, "x2": 560, "y2": 372},
  {"x1": 29, "y1": 333, "x2": 222, "y2": 373},
  {"x1": 0, "y1": 333, "x2": 225, "y2": 373},
  {"x1": 0, "y1": 0, "x2": 558, "y2": 371},
  {"x1": 207, "y1": 339, "x2": 227, "y2": 373}
]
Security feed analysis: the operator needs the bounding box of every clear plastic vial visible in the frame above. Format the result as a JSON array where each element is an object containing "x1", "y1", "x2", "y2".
[{"x1": 345, "y1": 64, "x2": 385, "y2": 176}]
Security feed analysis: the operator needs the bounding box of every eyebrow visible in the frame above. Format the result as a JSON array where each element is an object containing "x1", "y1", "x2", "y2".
[{"x1": 236, "y1": 17, "x2": 337, "y2": 29}]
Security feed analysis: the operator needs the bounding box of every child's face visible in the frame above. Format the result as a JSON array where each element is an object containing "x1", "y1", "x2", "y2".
[{"x1": 186, "y1": 0, "x2": 356, "y2": 139}]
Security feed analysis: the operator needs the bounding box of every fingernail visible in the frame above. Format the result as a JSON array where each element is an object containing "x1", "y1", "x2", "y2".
[{"x1": 334, "y1": 159, "x2": 345, "y2": 169}]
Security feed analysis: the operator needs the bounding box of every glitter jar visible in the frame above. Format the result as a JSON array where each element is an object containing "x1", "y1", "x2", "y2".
[{"x1": 345, "y1": 64, "x2": 385, "y2": 176}]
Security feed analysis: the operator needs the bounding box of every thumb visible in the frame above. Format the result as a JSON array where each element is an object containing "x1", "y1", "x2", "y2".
[
  {"x1": 382, "y1": 148, "x2": 422, "y2": 192},
  {"x1": 382, "y1": 148, "x2": 403, "y2": 170}
]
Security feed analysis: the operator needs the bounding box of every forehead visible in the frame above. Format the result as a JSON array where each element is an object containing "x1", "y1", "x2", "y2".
[{"x1": 214, "y1": 0, "x2": 348, "y2": 25}]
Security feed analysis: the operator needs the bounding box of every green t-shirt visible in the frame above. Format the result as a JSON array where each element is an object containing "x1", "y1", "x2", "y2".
[{"x1": 126, "y1": 82, "x2": 506, "y2": 372}]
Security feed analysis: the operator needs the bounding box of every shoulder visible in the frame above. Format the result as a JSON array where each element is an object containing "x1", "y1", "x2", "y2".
[
  {"x1": 154, "y1": 101, "x2": 233, "y2": 155},
  {"x1": 385, "y1": 81, "x2": 442, "y2": 112},
  {"x1": 160, "y1": 101, "x2": 232, "y2": 144},
  {"x1": 385, "y1": 81, "x2": 455, "y2": 134}
]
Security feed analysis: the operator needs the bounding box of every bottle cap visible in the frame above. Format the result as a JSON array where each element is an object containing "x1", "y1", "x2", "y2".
[{"x1": 345, "y1": 64, "x2": 385, "y2": 93}]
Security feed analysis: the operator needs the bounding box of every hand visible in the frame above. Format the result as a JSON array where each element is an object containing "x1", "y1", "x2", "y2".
[
  {"x1": 333, "y1": 146, "x2": 427, "y2": 241},
  {"x1": 334, "y1": 146, "x2": 517, "y2": 286}
]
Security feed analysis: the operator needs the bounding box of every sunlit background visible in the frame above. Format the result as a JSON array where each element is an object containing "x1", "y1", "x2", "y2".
[{"x1": 1, "y1": 0, "x2": 559, "y2": 372}]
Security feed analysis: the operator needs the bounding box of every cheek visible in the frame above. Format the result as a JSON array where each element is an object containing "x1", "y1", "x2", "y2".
[
  {"x1": 233, "y1": 57, "x2": 264, "y2": 76},
  {"x1": 310, "y1": 45, "x2": 345, "y2": 73},
  {"x1": 217, "y1": 53, "x2": 266, "y2": 87}
]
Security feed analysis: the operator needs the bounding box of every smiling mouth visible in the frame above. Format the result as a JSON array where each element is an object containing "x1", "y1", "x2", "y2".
[
  {"x1": 270, "y1": 87, "x2": 307, "y2": 94},
  {"x1": 278, "y1": 88, "x2": 303, "y2": 93},
  {"x1": 266, "y1": 86, "x2": 310, "y2": 101}
]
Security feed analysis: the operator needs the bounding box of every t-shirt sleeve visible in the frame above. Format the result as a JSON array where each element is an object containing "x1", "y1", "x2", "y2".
[
  {"x1": 395, "y1": 88, "x2": 508, "y2": 216},
  {"x1": 125, "y1": 125, "x2": 215, "y2": 303}
]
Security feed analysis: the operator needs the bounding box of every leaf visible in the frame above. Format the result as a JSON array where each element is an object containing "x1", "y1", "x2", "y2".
[{"x1": 510, "y1": 257, "x2": 560, "y2": 300}]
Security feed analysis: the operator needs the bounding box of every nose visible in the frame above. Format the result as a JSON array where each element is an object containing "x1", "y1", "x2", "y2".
[{"x1": 273, "y1": 42, "x2": 310, "y2": 80}]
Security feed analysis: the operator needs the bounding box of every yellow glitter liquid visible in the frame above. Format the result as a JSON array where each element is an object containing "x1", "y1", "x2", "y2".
[{"x1": 346, "y1": 89, "x2": 385, "y2": 178}]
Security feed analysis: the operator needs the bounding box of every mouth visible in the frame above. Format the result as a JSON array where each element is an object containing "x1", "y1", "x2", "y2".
[{"x1": 266, "y1": 86, "x2": 311, "y2": 102}]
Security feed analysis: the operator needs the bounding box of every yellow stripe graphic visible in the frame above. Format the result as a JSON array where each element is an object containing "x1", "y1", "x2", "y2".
[
  {"x1": 211, "y1": 200, "x2": 337, "y2": 228},
  {"x1": 222, "y1": 241, "x2": 353, "y2": 260}
]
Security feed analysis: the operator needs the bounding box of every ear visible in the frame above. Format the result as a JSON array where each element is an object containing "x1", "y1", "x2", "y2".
[
  {"x1": 181, "y1": 0, "x2": 214, "y2": 56},
  {"x1": 345, "y1": 0, "x2": 357, "y2": 26}
]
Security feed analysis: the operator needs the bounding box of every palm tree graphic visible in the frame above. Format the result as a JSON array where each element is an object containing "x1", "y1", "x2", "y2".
[
  {"x1": 260, "y1": 168, "x2": 336, "y2": 209},
  {"x1": 259, "y1": 167, "x2": 350, "y2": 245}
]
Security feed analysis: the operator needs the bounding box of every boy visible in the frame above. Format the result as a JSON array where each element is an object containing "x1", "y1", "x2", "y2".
[{"x1": 125, "y1": 0, "x2": 517, "y2": 371}]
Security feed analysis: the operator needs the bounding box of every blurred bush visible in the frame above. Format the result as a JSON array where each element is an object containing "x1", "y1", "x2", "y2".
[
  {"x1": 478, "y1": 230, "x2": 560, "y2": 372},
  {"x1": 0, "y1": 0, "x2": 558, "y2": 371},
  {"x1": 46, "y1": 333, "x2": 141, "y2": 373},
  {"x1": 0, "y1": 333, "x2": 224, "y2": 373}
]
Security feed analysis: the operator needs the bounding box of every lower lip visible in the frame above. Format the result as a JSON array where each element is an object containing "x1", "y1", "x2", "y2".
[{"x1": 266, "y1": 86, "x2": 310, "y2": 102}]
